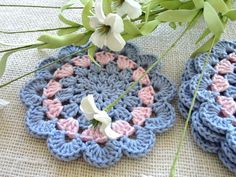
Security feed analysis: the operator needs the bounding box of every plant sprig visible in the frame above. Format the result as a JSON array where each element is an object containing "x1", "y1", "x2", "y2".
[{"x1": 169, "y1": 36, "x2": 217, "y2": 177}]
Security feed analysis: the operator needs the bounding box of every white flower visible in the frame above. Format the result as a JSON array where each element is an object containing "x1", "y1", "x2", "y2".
[
  {"x1": 80, "y1": 95, "x2": 121, "y2": 139},
  {"x1": 89, "y1": 0, "x2": 125, "y2": 51},
  {"x1": 116, "y1": 0, "x2": 142, "y2": 19},
  {"x1": 0, "y1": 99, "x2": 9, "y2": 110}
]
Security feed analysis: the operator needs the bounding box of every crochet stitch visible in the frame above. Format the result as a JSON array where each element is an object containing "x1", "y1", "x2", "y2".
[
  {"x1": 178, "y1": 40, "x2": 236, "y2": 173},
  {"x1": 20, "y1": 43, "x2": 176, "y2": 167}
]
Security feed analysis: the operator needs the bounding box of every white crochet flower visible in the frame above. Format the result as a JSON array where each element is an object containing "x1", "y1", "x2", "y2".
[
  {"x1": 89, "y1": 0, "x2": 125, "y2": 51},
  {"x1": 80, "y1": 95, "x2": 121, "y2": 139}
]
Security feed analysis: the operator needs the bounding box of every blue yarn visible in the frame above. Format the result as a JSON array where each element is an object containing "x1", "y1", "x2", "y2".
[
  {"x1": 121, "y1": 125, "x2": 156, "y2": 158},
  {"x1": 20, "y1": 43, "x2": 176, "y2": 167},
  {"x1": 178, "y1": 40, "x2": 236, "y2": 173},
  {"x1": 47, "y1": 130, "x2": 85, "y2": 161}
]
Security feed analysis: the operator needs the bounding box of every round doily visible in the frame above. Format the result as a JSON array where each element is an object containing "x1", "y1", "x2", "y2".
[
  {"x1": 179, "y1": 40, "x2": 236, "y2": 173},
  {"x1": 20, "y1": 43, "x2": 176, "y2": 167}
]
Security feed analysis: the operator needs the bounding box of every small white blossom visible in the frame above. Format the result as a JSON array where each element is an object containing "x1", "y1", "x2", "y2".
[
  {"x1": 89, "y1": 0, "x2": 125, "y2": 51},
  {"x1": 117, "y1": 0, "x2": 142, "y2": 19},
  {"x1": 80, "y1": 95, "x2": 121, "y2": 139}
]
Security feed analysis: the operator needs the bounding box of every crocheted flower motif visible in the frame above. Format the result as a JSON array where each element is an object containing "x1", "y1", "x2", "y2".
[
  {"x1": 20, "y1": 43, "x2": 176, "y2": 167},
  {"x1": 179, "y1": 40, "x2": 236, "y2": 173}
]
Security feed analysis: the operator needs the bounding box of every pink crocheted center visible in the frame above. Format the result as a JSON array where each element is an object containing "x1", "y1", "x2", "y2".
[
  {"x1": 42, "y1": 52, "x2": 156, "y2": 142},
  {"x1": 211, "y1": 53, "x2": 236, "y2": 119}
]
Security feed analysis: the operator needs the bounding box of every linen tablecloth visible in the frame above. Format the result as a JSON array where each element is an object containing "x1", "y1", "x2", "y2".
[{"x1": 0, "y1": 1, "x2": 236, "y2": 176}]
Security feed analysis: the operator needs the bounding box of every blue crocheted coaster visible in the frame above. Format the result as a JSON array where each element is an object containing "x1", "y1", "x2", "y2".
[
  {"x1": 20, "y1": 43, "x2": 176, "y2": 167},
  {"x1": 179, "y1": 40, "x2": 236, "y2": 173}
]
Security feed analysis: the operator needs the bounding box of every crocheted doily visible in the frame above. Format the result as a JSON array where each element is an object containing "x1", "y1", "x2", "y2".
[
  {"x1": 20, "y1": 43, "x2": 176, "y2": 167},
  {"x1": 179, "y1": 40, "x2": 236, "y2": 173}
]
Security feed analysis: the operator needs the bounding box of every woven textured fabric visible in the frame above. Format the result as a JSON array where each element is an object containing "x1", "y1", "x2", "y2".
[
  {"x1": 179, "y1": 40, "x2": 236, "y2": 173},
  {"x1": 20, "y1": 43, "x2": 176, "y2": 167}
]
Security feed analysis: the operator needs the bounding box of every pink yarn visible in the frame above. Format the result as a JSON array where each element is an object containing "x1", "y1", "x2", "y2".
[
  {"x1": 215, "y1": 59, "x2": 234, "y2": 74},
  {"x1": 95, "y1": 51, "x2": 115, "y2": 65},
  {"x1": 43, "y1": 80, "x2": 62, "y2": 98},
  {"x1": 228, "y1": 53, "x2": 236, "y2": 62},
  {"x1": 57, "y1": 118, "x2": 79, "y2": 138},
  {"x1": 211, "y1": 74, "x2": 229, "y2": 92},
  {"x1": 217, "y1": 96, "x2": 236, "y2": 117},
  {"x1": 117, "y1": 55, "x2": 137, "y2": 69},
  {"x1": 71, "y1": 55, "x2": 91, "y2": 67},
  {"x1": 54, "y1": 63, "x2": 74, "y2": 79},
  {"x1": 112, "y1": 120, "x2": 135, "y2": 136},
  {"x1": 138, "y1": 86, "x2": 155, "y2": 105},
  {"x1": 131, "y1": 107, "x2": 152, "y2": 125},
  {"x1": 81, "y1": 127, "x2": 108, "y2": 143},
  {"x1": 132, "y1": 67, "x2": 151, "y2": 85},
  {"x1": 43, "y1": 99, "x2": 63, "y2": 119}
]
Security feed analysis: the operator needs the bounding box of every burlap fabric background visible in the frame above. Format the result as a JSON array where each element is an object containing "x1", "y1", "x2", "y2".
[{"x1": 0, "y1": 1, "x2": 236, "y2": 176}]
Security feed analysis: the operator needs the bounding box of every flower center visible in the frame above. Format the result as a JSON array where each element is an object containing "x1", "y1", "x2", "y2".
[{"x1": 98, "y1": 25, "x2": 111, "y2": 35}]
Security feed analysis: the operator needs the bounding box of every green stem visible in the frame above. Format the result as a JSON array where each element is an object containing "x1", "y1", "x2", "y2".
[
  {"x1": 0, "y1": 4, "x2": 83, "y2": 9},
  {"x1": 104, "y1": 13, "x2": 199, "y2": 112},
  {"x1": 0, "y1": 43, "x2": 45, "y2": 53},
  {"x1": 0, "y1": 46, "x2": 92, "y2": 88},
  {"x1": 168, "y1": 36, "x2": 217, "y2": 177},
  {"x1": 0, "y1": 26, "x2": 80, "y2": 34}
]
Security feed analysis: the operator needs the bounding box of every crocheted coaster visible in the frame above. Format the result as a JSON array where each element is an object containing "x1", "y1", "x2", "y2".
[
  {"x1": 20, "y1": 43, "x2": 176, "y2": 167},
  {"x1": 179, "y1": 40, "x2": 236, "y2": 173}
]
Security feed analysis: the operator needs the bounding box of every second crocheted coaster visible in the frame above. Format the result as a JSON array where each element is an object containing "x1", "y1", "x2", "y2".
[
  {"x1": 179, "y1": 40, "x2": 236, "y2": 173},
  {"x1": 20, "y1": 43, "x2": 176, "y2": 167}
]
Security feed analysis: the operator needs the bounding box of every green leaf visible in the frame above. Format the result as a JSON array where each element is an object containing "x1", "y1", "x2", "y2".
[
  {"x1": 122, "y1": 34, "x2": 137, "y2": 41},
  {"x1": 123, "y1": 20, "x2": 141, "y2": 36},
  {"x1": 203, "y1": 2, "x2": 224, "y2": 36},
  {"x1": 74, "y1": 31, "x2": 92, "y2": 46},
  {"x1": 179, "y1": 1, "x2": 195, "y2": 9},
  {"x1": 191, "y1": 36, "x2": 218, "y2": 57},
  {"x1": 80, "y1": 0, "x2": 90, "y2": 6},
  {"x1": 143, "y1": 1, "x2": 161, "y2": 11},
  {"x1": 188, "y1": 10, "x2": 202, "y2": 29},
  {"x1": 193, "y1": 0, "x2": 204, "y2": 9},
  {"x1": 169, "y1": 22, "x2": 177, "y2": 30},
  {"x1": 103, "y1": 0, "x2": 112, "y2": 15},
  {"x1": 59, "y1": 0, "x2": 80, "y2": 26},
  {"x1": 57, "y1": 27, "x2": 80, "y2": 36},
  {"x1": 145, "y1": 3, "x2": 151, "y2": 23},
  {"x1": 206, "y1": 0, "x2": 229, "y2": 13},
  {"x1": 195, "y1": 28, "x2": 211, "y2": 44},
  {"x1": 0, "y1": 51, "x2": 14, "y2": 78},
  {"x1": 224, "y1": 9, "x2": 236, "y2": 21},
  {"x1": 82, "y1": 0, "x2": 93, "y2": 30},
  {"x1": 159, "y1": 1, "x2": 181, "y2": 10},
  {"x1": 156, "y1": 9, "x2": 199, "y2": 22},
  {"x1": 140, "y1": 20, "x2": 160, "y2": 35},
  {"x1": 58, "y1": 14, "x2": 78, "y2": 26},
  {"x1": 225, "y1": 0, "x2": 234, "y2": 8},
  {"x1": 38, "y1": 33, "x2": 85, "y2": 48},
  {"x1": 88, "y1": 44, "x2": 100, "y2": 67}
]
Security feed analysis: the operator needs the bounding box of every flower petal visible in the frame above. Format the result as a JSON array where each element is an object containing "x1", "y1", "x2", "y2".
[
  {"x1": 94, "y1": 0, "x2": 105, "y2": 22},
  {"x1": 94, "y1": 111, "x2": 111, "y2": 125},
  {"x1": 106, "y1": 32, "x2": 126, "y2": 51},
  {"x1": 104, "y1": 123, "x2": 122, "y2": 139},
  {"x1": 80, "y1": 95, "x2": 100, "y2": 120},
  {"x1": 89, "y1": 16, "x2": 102, "y2": 29},
  {"x1": 104, "y1": 13, "x2": 124, "y2": 33},
  {"x1": 90, "y1": 30, "x2": 106, "y2": 49},
  {"x1": 118, "y1": 0, "x2": 142, "y2": 19}
]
